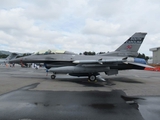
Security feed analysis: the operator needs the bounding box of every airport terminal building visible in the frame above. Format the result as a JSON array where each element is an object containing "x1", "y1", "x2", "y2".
[{"x1": 150, "y1": 47, "x2": 160, "y2": 64}]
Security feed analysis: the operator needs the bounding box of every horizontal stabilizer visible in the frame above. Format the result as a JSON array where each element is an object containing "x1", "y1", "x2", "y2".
[{"x1": 128, "y1": 62, "x2": 154, "y2": 68}]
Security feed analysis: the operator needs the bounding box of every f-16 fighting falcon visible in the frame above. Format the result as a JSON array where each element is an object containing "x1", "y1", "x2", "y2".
[
  {"x1": 0, "y1": 53, "x2": 18, "y2": 65},
  {"x1": 9, "y1": 32, "x2": 152, "y2": 81}
]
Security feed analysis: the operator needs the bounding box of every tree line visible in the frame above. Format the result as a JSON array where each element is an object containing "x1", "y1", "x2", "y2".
[
  {"x1": 137, "y1": 53, "x2": 149, "y2": 60},
  {"x1": 0, "y1": 54, "x2": 8, "y2": 58}
]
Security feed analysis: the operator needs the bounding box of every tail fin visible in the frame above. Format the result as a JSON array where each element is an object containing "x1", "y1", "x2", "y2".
[
  {"x1": 116, "y1": 32, "x2": 147, "y2": 53},
  {"x1": 101, "y1": 32, "x2": 147, "y2": 57},
  {"x1": 116, "y1": 32, "x2": 147, "y2": 57},
  {"x1": 5, "y1": 53, "x2": 18, "y2": 62},
  {"x1": 0, "y1": 53, "x2": 18, "y2": 66}
]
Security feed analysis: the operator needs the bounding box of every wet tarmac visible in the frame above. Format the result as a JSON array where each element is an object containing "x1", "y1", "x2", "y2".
[
  {"x1": 0, "y1": 66, "x2": 160, "y2": 120},
  {"x1": 0, "y1": 83, "x2": 144, "y2": 120},
  {"x1": 137, "y1": 96, "x2": 160, "y2": 120}
]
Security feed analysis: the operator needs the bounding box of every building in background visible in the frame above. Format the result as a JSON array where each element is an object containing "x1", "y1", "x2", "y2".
[
  {"x1": 150, "y1": 47, "x2": 160, "y2": 64},
  {"x1": 147, "y1": 57, "x2": 153, "y2": 64}
]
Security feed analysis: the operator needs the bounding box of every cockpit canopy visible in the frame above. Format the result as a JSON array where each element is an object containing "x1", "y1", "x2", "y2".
[{"x1": 34, "y1": 49, "x2": 77, "y2": 55}]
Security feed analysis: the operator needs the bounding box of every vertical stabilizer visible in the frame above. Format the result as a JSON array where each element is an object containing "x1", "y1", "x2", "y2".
[
  {"x1": 116, "y1": 32, "x2": 147, "y2": 53},
  {"x1": 5, "y1": 53, "x2": 18, "y2": 62},
  {"x1": 100, "y1": 32, "x2": 147, "y2": 57}
]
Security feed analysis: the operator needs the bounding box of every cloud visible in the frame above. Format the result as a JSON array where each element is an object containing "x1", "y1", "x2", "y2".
[
  {"x1": 0, "y1": 0, "x2": 23, "y2": 9},
  {"x1": 82, "y1": 19, "x2": 121, "y2": 36},
  {"x1": 0, "y1": 0, "x2": 160, "y2": 56},
  {"x1": 24, "y1": 0, "x2": 68, "y2": 20}
]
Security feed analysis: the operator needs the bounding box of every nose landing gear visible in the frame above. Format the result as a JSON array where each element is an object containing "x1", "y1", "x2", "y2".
[{"x1": 51, "y1": 73, "x2": 56, "y2": 79}]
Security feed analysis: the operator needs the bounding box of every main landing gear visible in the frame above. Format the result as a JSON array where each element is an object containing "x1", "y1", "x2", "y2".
[
  {"x1": 88, "y1": 74, "x2": 106, "y2": 82},
  {"x1": 88, "y1": 74, "x2": 97, "y2": 82}
]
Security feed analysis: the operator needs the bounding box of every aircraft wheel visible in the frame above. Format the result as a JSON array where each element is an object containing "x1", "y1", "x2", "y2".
[
  {"x1": 89, "y1": 75, "x2": 96, "y2": 82},
  {"x1": 51, "y1": 75, "x2": 56, "y2": 79}
]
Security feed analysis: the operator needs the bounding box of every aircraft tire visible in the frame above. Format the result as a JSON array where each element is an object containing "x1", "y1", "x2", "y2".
[
  {"x1": 89, "y1": 75, "x2": 96, "y2": 82},
  {"x1": 51, "y1": 75, "x2": 56, "y2": 79}
]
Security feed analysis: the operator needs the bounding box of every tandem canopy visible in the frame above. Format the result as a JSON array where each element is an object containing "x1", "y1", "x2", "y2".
[{"x1": 34, "y1": 49, "x2": 77, "y2": 55}]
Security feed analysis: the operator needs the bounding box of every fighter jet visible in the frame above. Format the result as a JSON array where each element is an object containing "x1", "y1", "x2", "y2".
[
  {"x1": 9, "y1": 32, "x2": 151, "y2": 81},
  {"x1": 0, "y1": 53, "x2": 18, "y2": 65}
]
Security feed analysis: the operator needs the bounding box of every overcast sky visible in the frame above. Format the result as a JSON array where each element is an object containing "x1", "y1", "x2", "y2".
[{"x1": 0, "y1": 0, "x2": 160, "y2": 56}]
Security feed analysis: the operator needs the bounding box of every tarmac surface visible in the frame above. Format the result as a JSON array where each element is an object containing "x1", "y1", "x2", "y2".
[{"x1": 0, "y1": 65, "x2": 160, "y2": 120}]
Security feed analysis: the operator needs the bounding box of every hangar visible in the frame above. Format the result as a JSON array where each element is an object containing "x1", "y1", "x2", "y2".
[{"x1": 150, "y1": 47, "x2": 160, "y2": 64}]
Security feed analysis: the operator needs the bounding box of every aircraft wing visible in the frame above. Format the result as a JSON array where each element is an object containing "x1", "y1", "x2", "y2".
[
  {"x1": 73, "y1": 57, "x2": 154, "y2": 69},
  {"x1": 73, "y1": 58, "x2": 125, "y2": 64}
]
